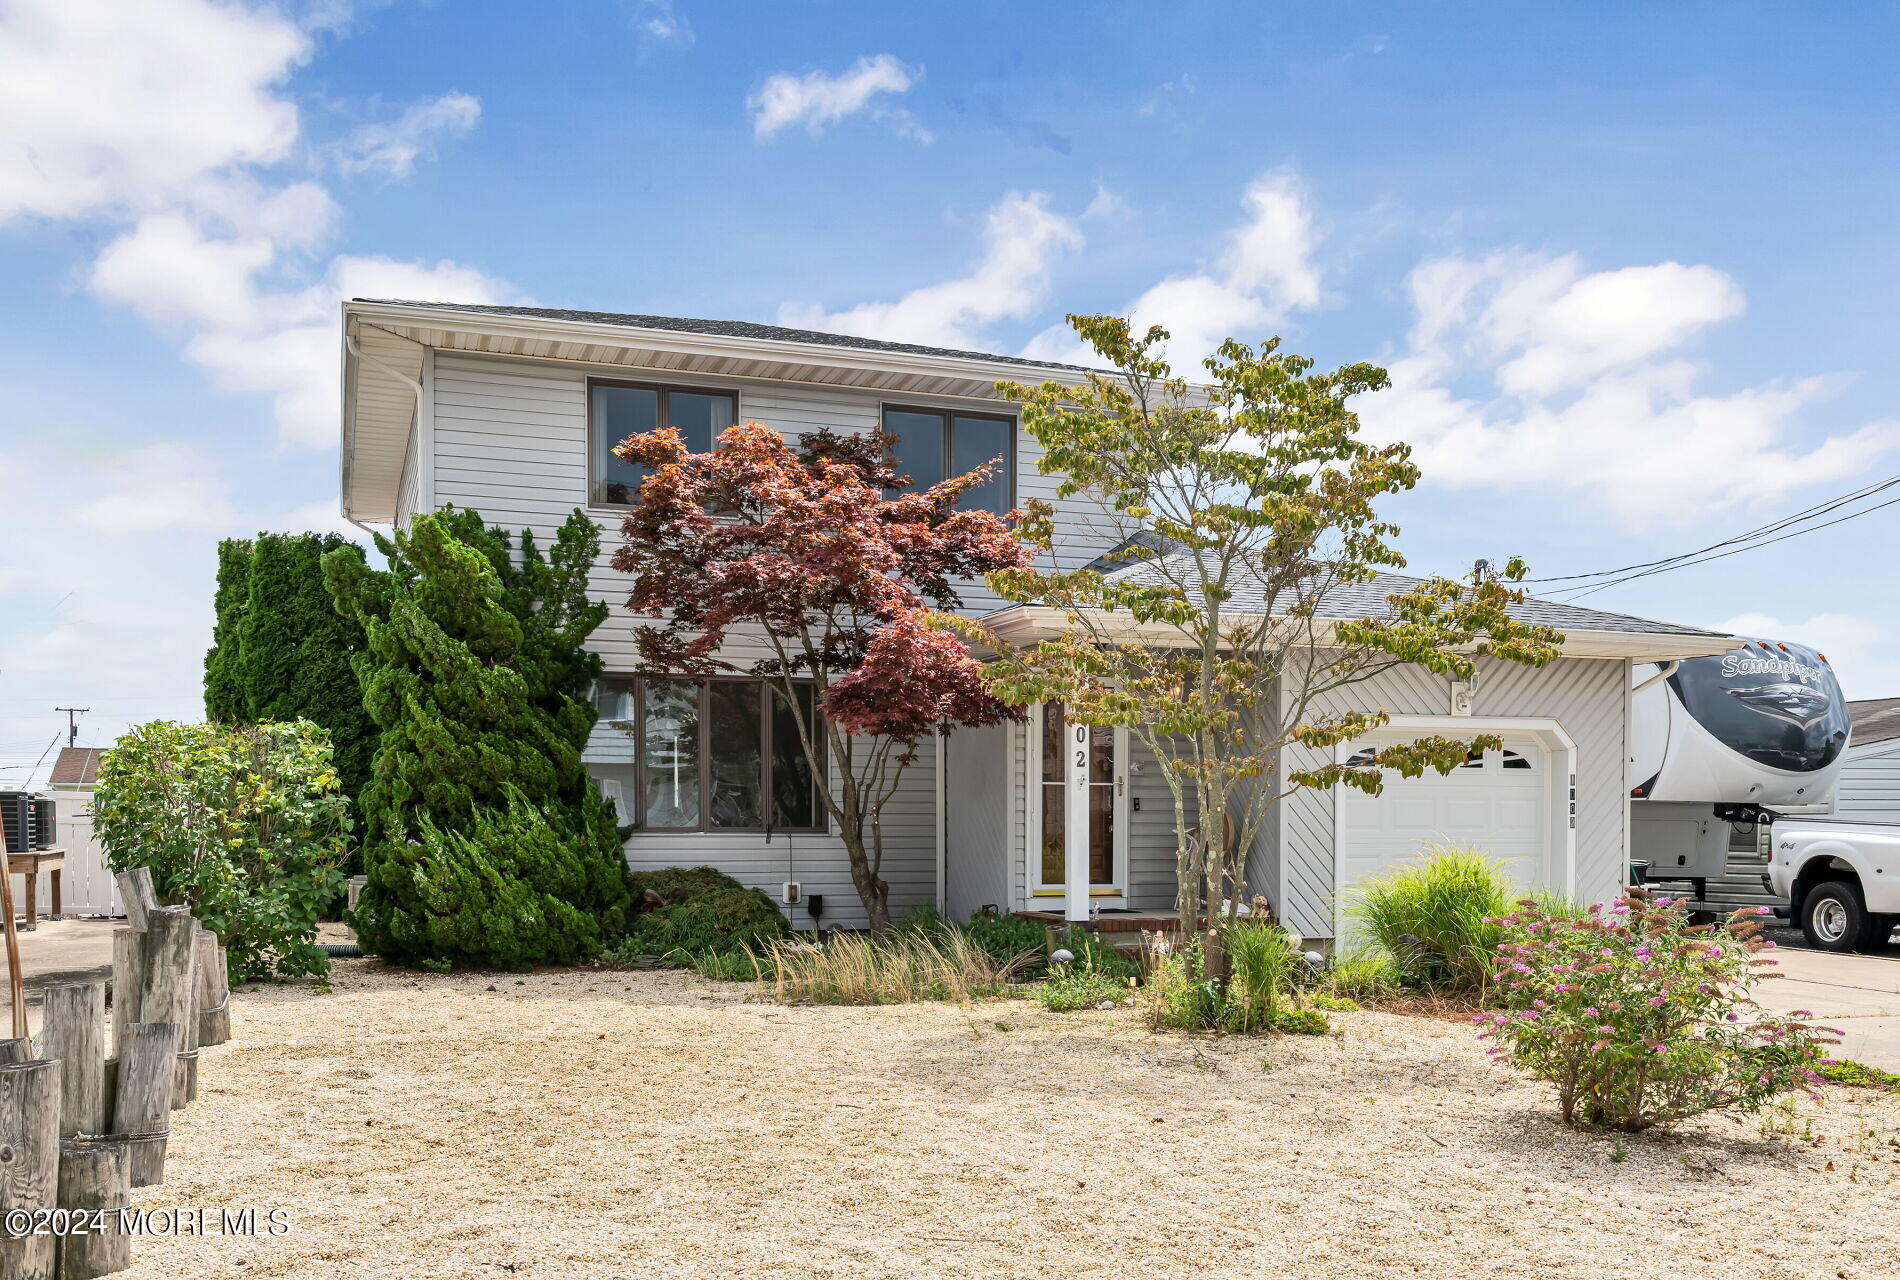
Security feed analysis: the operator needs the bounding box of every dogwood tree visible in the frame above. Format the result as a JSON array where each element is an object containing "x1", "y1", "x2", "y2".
[
  {"x1": 611, "y1": 422, "x2": 1031, "y2": 932},
  {"x1": 980, "y1": 315, "x2": 1566, "y2": 932}
]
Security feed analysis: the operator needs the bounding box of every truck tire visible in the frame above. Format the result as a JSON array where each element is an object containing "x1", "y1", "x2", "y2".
[{"x1": 1800, "y1": 881, "x2": 1877, "y2": 952}]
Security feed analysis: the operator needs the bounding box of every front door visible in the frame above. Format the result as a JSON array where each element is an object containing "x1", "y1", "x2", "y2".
[{"x1": 1032, "y1": 702, "x2": 1129, "y2": 903}]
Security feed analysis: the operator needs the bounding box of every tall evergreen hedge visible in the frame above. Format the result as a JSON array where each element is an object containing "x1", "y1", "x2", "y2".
[
  {"x1": 322, "y1": 506, "x2": 631, "y2": 969},
  {"x1": 204, "y1": 533, "x2": 375, "y2": 807}
]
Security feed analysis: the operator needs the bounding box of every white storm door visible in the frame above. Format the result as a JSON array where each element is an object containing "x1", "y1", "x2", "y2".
[{"x1": 1031, "y1": 702, "x2": 1129, "y2": 901}]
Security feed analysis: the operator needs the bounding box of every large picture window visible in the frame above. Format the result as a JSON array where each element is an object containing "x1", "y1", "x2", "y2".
[
  {"x1": 589, "y1": 380, "x2": 739, "y2": 507},
  {"x1": 590, "y1": 677, "x2": 823, "y2": 833},
  {"x1": 881, "y1": 405, "x2": 1014, "y2": 515}
]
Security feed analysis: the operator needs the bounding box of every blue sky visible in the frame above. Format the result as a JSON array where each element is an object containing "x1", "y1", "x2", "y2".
[{"x1": 4, "y1": 0, "x2": 1899, "y2": 781}]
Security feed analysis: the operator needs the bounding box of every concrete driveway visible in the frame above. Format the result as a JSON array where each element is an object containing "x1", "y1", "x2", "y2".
[{"x1": 1758, "y1": 947, "x2": 1900, "y2": 1073}]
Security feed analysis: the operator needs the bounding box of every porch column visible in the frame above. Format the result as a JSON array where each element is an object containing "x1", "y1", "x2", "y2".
[{"x1": 1064, "y1": 718, "x2": 1090, "y2": 923}]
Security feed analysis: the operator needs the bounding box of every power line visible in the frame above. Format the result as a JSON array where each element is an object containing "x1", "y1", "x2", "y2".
[{"x1": 1529, "y1": 470, "x2": 1900, "y2": 599}]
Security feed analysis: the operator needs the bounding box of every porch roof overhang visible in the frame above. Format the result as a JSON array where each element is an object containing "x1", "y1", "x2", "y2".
[
  {"x1": 977, "y1": 604, "x2": 1741, "y2": 663},
  {"x1": 340, "y1": 298, "x2": 1107, "y2": 525}
]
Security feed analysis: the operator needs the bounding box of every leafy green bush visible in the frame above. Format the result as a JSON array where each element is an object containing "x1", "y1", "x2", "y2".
[
  {"x1": 963, "y1": 908, "x2": 1048, "y2": 975},
  {"x1": 1307, "y1": 994, "x2": 1359, "y2": 1013},
  {"x1": 626, "y1": 886, "x2": 789, "y2": 959},
  {"x1": 1141, "y1": 944, "x2": 1228, "y2": 1032},
  {"x1": 1481, "y1": 893, "x2": 1837, "y2": 1132},
  {"x1": 1269, "y1": 1008, "x2": 1331, "y2": 1035},
  {"x1": 1053, "y1": 926, "x2": 1140, "y2": 981},
  {"x1": 629, "y1": 866, "x2": 745, "y2": 907},
  {"x1": 1035, "y1": 964, "x2": 1131, "y2": 1012},
  {"x1": 1345, "y1": 843, "x2": 1512, "y2": 991},
  {"x1": 1818, "y1": 1059, "x2": 1900, "y2": 1091},
  {"x1": 93, "y1": 719, "x2": 349, "y2": 982}
]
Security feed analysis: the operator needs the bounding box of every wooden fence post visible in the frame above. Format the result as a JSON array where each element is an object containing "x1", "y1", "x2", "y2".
[
  {"x1": 56, "y1": 1136, "x2": 131, "y2": 1279},
  {"x1": 34, "y1": 984, "x2": 106, "y2": 1139},
  {"x1": 193, "y1": 933, "x2": 229, "y2": 1048},
  {"x1": 135, "y1": 910, "x2": 193, "y2": 1112},
  {"x1": 108, "y1": 1023, "x2": 173, "y2": 1188},
  {"x1": 0, "y1": 1057, "x2": 62, "y2": 1279}
]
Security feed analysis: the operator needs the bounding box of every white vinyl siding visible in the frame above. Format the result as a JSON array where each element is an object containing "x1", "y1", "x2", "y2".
[
  {"x1": 426, "y1": 352, "x2": 1114, "y2": 930},
  {"x1": 1833, "y1": 740, "x2": 1900, "y2": 819}
]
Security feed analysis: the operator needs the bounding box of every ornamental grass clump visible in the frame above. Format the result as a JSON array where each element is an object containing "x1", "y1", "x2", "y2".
[
  {"x1": 1478, "y1": 891, "x2": 1839, "y2": 1132},
  {"x1": 1346, "y1": 844, "x2": 1511, "y2": 992}
]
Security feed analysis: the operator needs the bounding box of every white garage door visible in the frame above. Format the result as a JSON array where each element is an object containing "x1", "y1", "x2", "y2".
[{"x1": 1338, "y1": 732, "x2": 1551, "y2": 896}]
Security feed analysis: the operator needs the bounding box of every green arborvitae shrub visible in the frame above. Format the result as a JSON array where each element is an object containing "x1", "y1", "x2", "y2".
[
  {"x1": 204, "y1": 532, "x2": 376, "y2": 813},
  {"x1": 324, "y1": 506, "x2": 632, "y2": 970}
]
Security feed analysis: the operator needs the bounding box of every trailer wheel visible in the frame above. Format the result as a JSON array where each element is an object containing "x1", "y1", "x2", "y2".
[{"x1": 1800, "y1": 881, "x2": 1876, "y2": 952}]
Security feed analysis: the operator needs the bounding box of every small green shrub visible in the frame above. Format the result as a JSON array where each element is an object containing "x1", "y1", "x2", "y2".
[
  {"x1": 1322, "y1": 950, "x2": 1403, "y2": 1004},
  {"x1": 1482, "y1": 893, "x2": 1837, "y2": 1132},
  {"x1": 1053, "y1": 926, "x2": 1140, "y2": 981},
  {"x1": 1345, "y1": 844, "x2": 1513, "y2": 991},
  {"x1": 964, "y1": 909, "x2": 1049, "y2": 975},
  {"x1": 629, "y1": 866, "x2": 745, "y2": 907},
  {"x1": 626, "y1": 886, "x2": 789, "y2": 959},
  {"x1": 893, "y1": 903, "x2": 952, "y2": 938},
  {"x1": 1269, "y1": 1008, "x2": 1331, "y2": 1035},
  {"x1": 1141, "y1": 945, "x2": 1228, "y2": 1032},
  {"x1": 1307, "y1": 994, "x2": 1360, "y2": 1013},
  {"x1": 1035, "y1": 964, "x2": 1131, "y2": 1012},
  {"x1": 1817, "y1": 1059, "x2": 1900, "y2": 1091}
]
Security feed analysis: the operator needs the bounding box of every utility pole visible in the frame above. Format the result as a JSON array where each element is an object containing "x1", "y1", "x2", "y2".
[{"x1": 54, "y1": 707, "x2": 88, "y2": 749}]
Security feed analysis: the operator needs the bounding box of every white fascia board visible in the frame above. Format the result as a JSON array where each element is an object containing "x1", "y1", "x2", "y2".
[
  {"x1": 978, "y1": 605, "x2": 1737, "y2": 662},
  {"x1": 342, "y1": 300, "x2": 1106, "y2": 394}
]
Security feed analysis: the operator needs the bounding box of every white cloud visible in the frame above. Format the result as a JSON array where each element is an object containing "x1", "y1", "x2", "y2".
[
  {"x1": 336, "y1": 92, "x2": 481, "y2": 179},
  {"x1": 1022, "y1": 169, "x2": 1322, "y2": 367},
  {"x1": 0, "y1": 0, "x2": 309, "y2": 223},
  {"x1": 1081, "y1": 182, "x2": 1128, "y2": 222},
  {"x1": 72, "y1": 442, "x2": 241, "y2": 534},
  {"x1": 778, "y1": 191, "x2": 1082, "y2": 350},
  {"x1": 750, "y1": 54, "x2": 929, "y2": 143},
  {"x1": 94, "y1": 220, "x2": 517, "y2": 447},
  {"x1": 1714, "y1": 611, "x2": 1896, "y2": 700},
  {"x1": 631, "y1": 0, "x2": 693, "y2": 45},
  {"x1": 1360, "y1": 249, "x2": 1900, "y2": 528}
]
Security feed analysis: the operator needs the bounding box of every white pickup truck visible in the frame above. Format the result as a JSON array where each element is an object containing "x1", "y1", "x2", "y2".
[{"x1": 1765, "y1": 817, "x2": 1900, "y2": 952}]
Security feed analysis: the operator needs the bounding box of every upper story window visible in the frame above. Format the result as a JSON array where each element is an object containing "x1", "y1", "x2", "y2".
[
  {"x1": 881, "y1": 406, "x2": 1014, "y2": 515},
  {"x1": 589, "y1": 380, "x2": 739, "y2": 507}
]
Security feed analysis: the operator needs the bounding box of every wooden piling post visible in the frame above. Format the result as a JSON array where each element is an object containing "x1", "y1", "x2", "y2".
[
  {"x1": 55, "y1": 1136, "x2": 130, "y2": 1279},
  {"x1": 0, "y1": 1057, "x2": 62, "y2": 1279},
  {"x1": 108, "y1": 933, "x2": 143, "y2": 1044},
  {"x1": 110, "y1": 871, "x2": 155, "y2": 935},
  {"x1": 135, "y1": 909, "x2": 193, "y2": 1112},
  {"x1": 193, "y1": 933, "x2": 229, "y2": 1048},
  {"x1": 0, "y1": 1039, "x2": 29, "y2": 1065},
  {"x1": 108, "y1": 1023, "x2": 173, "y2": 1188},
  {"x1": 34, "y1": 984, "x2": 106, "y2": 1139}
]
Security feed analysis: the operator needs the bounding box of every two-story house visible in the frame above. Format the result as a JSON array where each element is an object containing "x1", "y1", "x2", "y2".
[{"x1": 338, "y1": 299, "x2": 1737, "y2": 936}]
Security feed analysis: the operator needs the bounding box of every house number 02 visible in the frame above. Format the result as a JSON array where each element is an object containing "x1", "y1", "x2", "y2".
[{"x1": 1072, "y1": 725, "x2": 1089, "y2": 777}]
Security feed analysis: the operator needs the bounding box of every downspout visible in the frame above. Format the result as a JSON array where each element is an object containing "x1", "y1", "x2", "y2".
[{"x1": 1630, "y1": 660, "x2": 1680, "y2": 697}]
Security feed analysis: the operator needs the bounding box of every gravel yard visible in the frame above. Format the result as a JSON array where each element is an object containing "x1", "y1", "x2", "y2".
[{"x1": 122, "y1": 960, "x2": 1900, "y2": 1280}]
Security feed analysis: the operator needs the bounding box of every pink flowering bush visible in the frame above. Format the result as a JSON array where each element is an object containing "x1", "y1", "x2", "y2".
[{"x1": 1476, "y1": 890, "x2": 1839, "y2": 1132}]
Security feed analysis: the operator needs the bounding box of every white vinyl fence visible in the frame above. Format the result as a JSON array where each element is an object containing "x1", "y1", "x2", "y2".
[{"x1": 14, "y1": 794, "x2": 124, "y2": 918}]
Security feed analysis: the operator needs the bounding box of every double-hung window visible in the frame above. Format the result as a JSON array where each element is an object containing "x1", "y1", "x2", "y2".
[
  {"x1": 589, "y1": 380, "x2": 739, "y2": 507},
  {"x1": 881, "y1": 406, "x2": 1014, "y2": 515},
  {"x1": 589, "y1": 677, "x2": 823, "y2": 833}
]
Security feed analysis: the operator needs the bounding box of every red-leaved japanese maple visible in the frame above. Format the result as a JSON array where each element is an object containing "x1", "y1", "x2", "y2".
[{"x1": 610, "y1": 421, "x2": 1031, "y2": 931}]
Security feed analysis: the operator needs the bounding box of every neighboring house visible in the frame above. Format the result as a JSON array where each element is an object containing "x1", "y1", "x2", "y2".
[
  {"x1": 47, "y1": 747, "x2": 106, "y2": 794},
  {"x1": 338, "y1": 299, "x2": 1736, "y2": 937},
  {"x1": 1833, "y1": 698, "x2": 1900, "y2": 818}
]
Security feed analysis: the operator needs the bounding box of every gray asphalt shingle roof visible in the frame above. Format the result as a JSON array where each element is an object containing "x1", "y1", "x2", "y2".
[
  {"x1": 1089, "y1": 546, "x2": 1726, "y2": 638},
  {"x1": 354, "y1": 300, "x2": 1098, "y2": 375},
  {"x1": 1848, "y1": 697, "x2": 1900, "y2": 745}
]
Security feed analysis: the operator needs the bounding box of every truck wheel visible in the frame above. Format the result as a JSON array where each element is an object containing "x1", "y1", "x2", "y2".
[{"x1": 1801, "y1": 881, "x2": 1876, "y2": 952}]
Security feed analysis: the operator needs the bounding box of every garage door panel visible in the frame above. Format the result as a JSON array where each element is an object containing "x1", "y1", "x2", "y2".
[{"x1": 1336, "y1": 732, "x2": 1553, "y2": 914}]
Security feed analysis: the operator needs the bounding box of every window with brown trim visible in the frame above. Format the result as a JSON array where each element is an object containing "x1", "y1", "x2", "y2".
[
  {"x1": 588, "y1": 676, "x2": 824, "y2": 833},
  {"x1": 881, "y1": 405, "x2": 1015, "y2": 514},
  {"x1": 588, "y1": 379, "x2": 739, "y2": 507}
]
